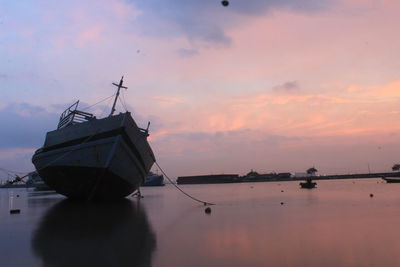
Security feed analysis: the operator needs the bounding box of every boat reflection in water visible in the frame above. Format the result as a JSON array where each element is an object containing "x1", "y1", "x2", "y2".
[{"x1": 31, "y1": 199, "x2": 156, "y2": 267}]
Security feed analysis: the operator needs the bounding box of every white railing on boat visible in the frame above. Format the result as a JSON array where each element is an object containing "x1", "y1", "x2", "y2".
[{"x1": 57, "y1": 101, "x2": 95, "y2": 129}]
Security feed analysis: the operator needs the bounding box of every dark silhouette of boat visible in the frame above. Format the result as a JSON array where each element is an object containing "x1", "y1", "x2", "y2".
[
  {"x1": 0, "y1": 174, "x2": 29, "y2": 188},
  {"x1": 0, "y1": 172, "x2": 51, "y2": 190},
  {"x1": 382, "y1": 177, "x2": 400, "y2": 183},
  {"x1": 32, "y1": 77, "x2": 155, "y2": 200},
  {"x1": 300, "y1": 178, "x2": 316, "y2": 189},
  {"x1": 32, "y1": 199, "x2": 156, "y2": 267},
  {"x1": 142, "y1": 172, "x2": 164, "y2": 186}
]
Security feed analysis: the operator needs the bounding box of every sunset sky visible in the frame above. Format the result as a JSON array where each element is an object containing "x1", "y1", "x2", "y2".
[{"x1": 1, "y1": 0, "x2": 400, "y2": 180}]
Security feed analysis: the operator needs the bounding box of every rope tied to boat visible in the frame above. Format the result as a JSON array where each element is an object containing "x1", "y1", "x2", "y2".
[{"x1": 154, "y1": 161, "x2": 215, "y2": 206}]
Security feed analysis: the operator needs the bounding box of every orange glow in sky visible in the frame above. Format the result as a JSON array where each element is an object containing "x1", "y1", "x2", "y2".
[{"x1": 1, "y1": 0, "x2": 399, "y2": 178}]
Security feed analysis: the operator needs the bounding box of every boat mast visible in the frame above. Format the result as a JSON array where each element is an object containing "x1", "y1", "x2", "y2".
[{"x1": 109, "y1": 76, "x2": 128, "y2": 117}]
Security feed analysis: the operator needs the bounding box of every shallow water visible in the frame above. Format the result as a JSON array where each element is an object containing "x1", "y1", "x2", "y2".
[{"x1": 1, "y1": 179, "x2": 400, "y2": 267}]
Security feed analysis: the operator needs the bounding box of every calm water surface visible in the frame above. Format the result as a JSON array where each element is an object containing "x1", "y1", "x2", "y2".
[{"x1": 1, "y1": 179, "x2": 400, "y2": 267}]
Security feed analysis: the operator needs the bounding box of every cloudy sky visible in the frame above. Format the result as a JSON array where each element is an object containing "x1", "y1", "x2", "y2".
[{"x1": 1, "y1": 0, "x2": 400, "y2": 180}]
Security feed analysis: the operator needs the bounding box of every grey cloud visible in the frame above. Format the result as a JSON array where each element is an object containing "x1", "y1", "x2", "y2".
[
  {"x1": 0, "y1": 101, "x2": 164, "y2": 153},
  {"x1": 177, "y1": 48, "x2": 199, "y2": 57},
  {"x1": 0, "y1": 103, "x2": 58, "y2": 149},
  {"x1": 273, "y1": 81, "x2": 300, "y2": 94},
  {"x1": 0, "y1": 100, "x2": 111, "y2": 150},
  {"x1": 230, "y1": 0, "x2": 331, "y2": 15},
  {"x1": 128, "y1": 0, "x2": 332, "y2": 45}
]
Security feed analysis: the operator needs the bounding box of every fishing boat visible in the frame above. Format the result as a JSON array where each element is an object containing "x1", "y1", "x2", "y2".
[
  {"x1": 300, "y1": 178, "x2": 316, "y2": 189},
  {"x1": 22, "y1": 171, "x2": 53, "y2": 191},
  {"x1": 382, "y1": 177, "x2": 400, "y2": 183},
  {"x1": 32, "y1": 77, "x2": 156, "y2": 200},
  {"x1": 142, "y1": 172, "x2": 164, "y2": 186},
  {"x1": 0, "y1": 173, "x2": 33, "y2": 188}
]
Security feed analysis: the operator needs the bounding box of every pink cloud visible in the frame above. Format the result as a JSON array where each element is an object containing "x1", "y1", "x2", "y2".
[
  {"x1": 76, "y1": 27, "x2": 103, "y2": 47},
  {"x1": 4, "y1": 0, "x2": 400, "y2": 176},
  {"x1": 0, "y1": 148, "x2": 35, "y2": 160}
]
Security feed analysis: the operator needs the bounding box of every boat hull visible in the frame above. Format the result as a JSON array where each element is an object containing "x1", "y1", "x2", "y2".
[
  {"x1": 382, "y1": 177, "x2": 400, "y2": 183},
  {"x1": 32, "y1": 113, "x2": 155, "y2": 200},
  {"x1": 37, "y1": 166, "x2": 135, "y2": 199},
  {"x1": 300, "y1": 182, "x2": 316, "y2": 189}
]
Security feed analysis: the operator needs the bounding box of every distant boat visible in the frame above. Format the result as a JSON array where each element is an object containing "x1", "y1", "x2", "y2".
[
  {"x1": 26, "y1": 172, "x2": 53, "y2": 191},
  {"x1": 0, "y1": 174, "x2": 32, "y2": 188},
  {"x1": 0, "y1": 182, "x2": 30, "y2": 189},
  {"x1": 300, "y1": 179, "x2": 316, "y2": 189},
  {"x1": 142, "y1": 172, "x2": 164, "y2": 187},
  {"x1": 32, "y1": 77, "x2": 156, "y2": 200},
  {"x1": 382, "y1": 177, "x2": 400, "y2": 183},
  {"x1": 0, "y1": 171, "x2": 53, "y2": 190}
]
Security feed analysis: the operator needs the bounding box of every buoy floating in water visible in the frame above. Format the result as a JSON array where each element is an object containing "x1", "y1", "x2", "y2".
[
  {"x1": 370, "y1": 193, "x2": 374, "y2": 198},
  {"x1": 205, "y1": 207, "x2": 212, "y2": 214}
]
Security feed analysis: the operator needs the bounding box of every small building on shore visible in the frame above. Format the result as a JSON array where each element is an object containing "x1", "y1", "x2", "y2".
[
  {"x1": 294, "y1": 172, "x2": 312, "y2": 178},
  {"x1": 242, "y1": 170, "x2": 292, "y2": 182}
]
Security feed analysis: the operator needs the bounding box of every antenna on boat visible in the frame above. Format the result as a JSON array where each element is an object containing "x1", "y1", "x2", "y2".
[{"x1": 110, "y1": 76, "x2": 128, "y2": 117}]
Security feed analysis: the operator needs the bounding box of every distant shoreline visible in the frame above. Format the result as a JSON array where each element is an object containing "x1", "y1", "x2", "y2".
[{"x1": 176, "y1": 171, "x2": 400, "y2": 185}]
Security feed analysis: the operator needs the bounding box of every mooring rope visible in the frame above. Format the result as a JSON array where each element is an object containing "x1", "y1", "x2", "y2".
[
  {"x1": 154, "y1": 161, "x2": 215, "y2": 206},
  {"x1": 2, "y1": 92, "x2": 215, "y2": 205}
]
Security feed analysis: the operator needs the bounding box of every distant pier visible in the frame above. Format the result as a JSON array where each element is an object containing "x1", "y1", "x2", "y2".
[
  {"x1": 176, "y1": 174, "x2": 240, "y2": 184},
  {"x1": 176, "y1": 172, "x2": 400, "y2": 185},
  {"x1": 304, "y1": 172, "x2": 400, "y2": 181}
]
